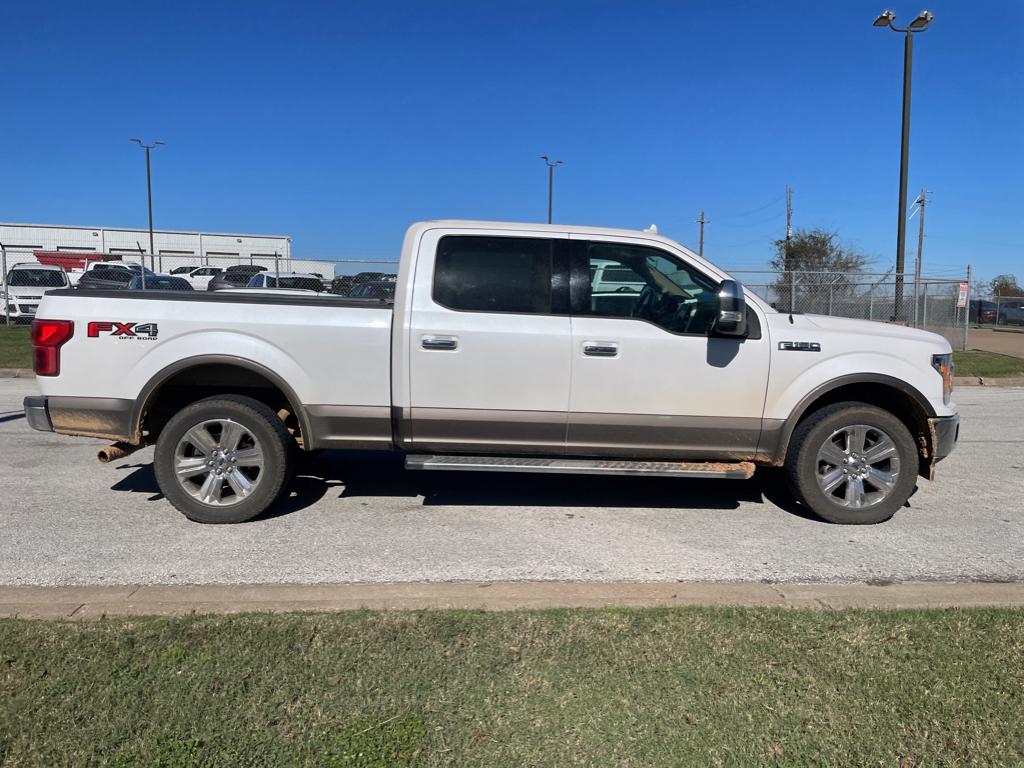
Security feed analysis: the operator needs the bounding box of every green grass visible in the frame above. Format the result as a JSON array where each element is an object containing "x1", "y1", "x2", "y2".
[
  {"x1": 2, "y1": 608, "x2": 1022, "y2": 766},
  {"x1": 0, "y1": 325, "x2": 31, "y2": 368},
  {"x1": 954, "y1": 350, "x2": 1024, "y2": 378}
]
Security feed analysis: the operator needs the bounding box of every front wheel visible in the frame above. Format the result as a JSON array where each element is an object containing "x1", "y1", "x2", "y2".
[
  {"x1": 154, "y1": 395, "x2": 293, "y2": 523},
  {"x1": 784, "y1": 402, "x2": 919, "y2": 524}
]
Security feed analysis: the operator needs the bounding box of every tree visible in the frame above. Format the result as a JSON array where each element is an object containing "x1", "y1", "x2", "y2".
[
  {"x1": 770, "y1": 229, "x2": 869, "y2": 313},
  {"x1": 989, "y1": 274, "x2": 1023, "y2": 297}
]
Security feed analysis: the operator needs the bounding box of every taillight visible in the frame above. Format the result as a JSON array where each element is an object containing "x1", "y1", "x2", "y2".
[
  {"x1": 931, "y1": 353, "x2": 953, "y2": 405},
  {"x1": 31, "y1": 319, "x2": 74, "y2": 377}
]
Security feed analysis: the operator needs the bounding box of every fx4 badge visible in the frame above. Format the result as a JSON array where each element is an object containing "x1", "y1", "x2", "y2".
[
  {"x1": 778, "y1": 341, "x2": 821, "y2": 352},
  {"x1": 87, "y1": 321, "x2": 159, "y2": 340}
]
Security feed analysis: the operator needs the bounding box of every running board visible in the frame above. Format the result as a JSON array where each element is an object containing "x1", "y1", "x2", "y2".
[{"x1": 405, "y1": 455, "x2": 756, "y2": 480}]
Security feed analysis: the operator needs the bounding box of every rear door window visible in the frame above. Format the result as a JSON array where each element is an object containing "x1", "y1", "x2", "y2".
[{"x1": 433, "y1": 236, "x2": 557, "y2": 314}]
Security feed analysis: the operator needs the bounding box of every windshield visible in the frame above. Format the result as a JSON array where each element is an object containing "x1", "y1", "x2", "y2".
[{"x1": 6, "y1": 269, "x2": 69, "y2": 288}]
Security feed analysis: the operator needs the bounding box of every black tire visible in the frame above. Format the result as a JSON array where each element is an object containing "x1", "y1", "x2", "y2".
[
  {"x1": 784, "y1": 401, "x2": 918, "y2": 525},
  {"x1": 154, "y1": 395, "x2": 293, "y2": 524}
]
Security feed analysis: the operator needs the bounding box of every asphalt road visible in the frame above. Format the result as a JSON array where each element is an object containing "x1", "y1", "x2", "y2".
[{"x1": 1, "y1": 378, "x2": 1021, "y2": 586}]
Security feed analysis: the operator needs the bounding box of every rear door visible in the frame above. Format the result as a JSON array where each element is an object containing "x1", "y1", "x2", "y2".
[
  {"x1": 566, "y1": 236, "x2": 771, "y2": 459},
  {"x1": 406, "y1": 229, "x2": 571, "y2": 454}
]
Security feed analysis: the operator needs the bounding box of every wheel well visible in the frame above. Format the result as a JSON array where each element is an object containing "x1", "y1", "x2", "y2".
[
  {"x1": 139, "y1": 363, "x2": 304, "y2": 444},
  {"x1": 789, "y1": 382, "x2": 933, "y2": 475}
]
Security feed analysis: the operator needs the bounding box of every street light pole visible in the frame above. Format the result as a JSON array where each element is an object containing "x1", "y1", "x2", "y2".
[
  {"x1": 540, "y1": 155, "x2": 563, "y2": 224},
  {"x1": 130, "y1": 138, "x2": 165, "y2": 272},
  {"x1": 874, "y1": 9, "x2": 933, "y2": 322}
]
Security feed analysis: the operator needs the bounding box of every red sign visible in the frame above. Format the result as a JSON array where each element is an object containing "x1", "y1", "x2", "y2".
[{"x1": 956, "y1": 283, "x2": 969, "y2": 308}]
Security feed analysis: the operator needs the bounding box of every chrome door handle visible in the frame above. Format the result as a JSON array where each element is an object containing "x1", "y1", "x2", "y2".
[
  {"x1": 422, "y1": 335, "x2": 458, "y2": 350},
  {"x1": 583, "y1": 342, "x2": 619, "y2": 357}
]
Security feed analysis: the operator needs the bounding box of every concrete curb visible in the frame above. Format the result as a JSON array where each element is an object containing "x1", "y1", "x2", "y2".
[
  {"x1": 953, "y1": 376, "x2": 1024, "y2": 387},
  {"x1": 0, "y1": 368, "x2": 33, "y2": 379},
  {"x1": 2, "y1": 581, "x2": 1023, "y2": 619}
]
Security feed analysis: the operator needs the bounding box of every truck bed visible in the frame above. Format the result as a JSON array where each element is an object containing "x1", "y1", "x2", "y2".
[{"x1": 32, "y1": 288, "x2": 395, "y2": 448}]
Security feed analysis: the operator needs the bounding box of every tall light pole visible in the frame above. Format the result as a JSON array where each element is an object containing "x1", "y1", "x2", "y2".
[
  {"x1": 130, "y1": 138, "x2": 165, "y2": 271},
  {"x1": 540, "y1": 155, "x2": 563, "y2": 224},
  {"x1": 874, "y1": 9, "x2": 933, "y2": 321}
]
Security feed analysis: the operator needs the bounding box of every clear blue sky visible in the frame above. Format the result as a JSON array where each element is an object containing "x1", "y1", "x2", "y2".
[{"x1": 2, "y1": 0, "x2": 1020, "y2": 281}]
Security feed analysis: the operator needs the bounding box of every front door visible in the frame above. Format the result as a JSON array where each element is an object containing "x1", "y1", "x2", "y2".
[
  {"x1": 566, "y1": 237, "x2": 771, "y2": 459},
  {"x1": 406, "y1": 230, "x2": 571, "y2": 454}
]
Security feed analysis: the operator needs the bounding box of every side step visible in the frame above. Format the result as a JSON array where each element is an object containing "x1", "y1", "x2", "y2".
[{"x1": 405, "y1": 455, "x2": 756, "y2": 480}]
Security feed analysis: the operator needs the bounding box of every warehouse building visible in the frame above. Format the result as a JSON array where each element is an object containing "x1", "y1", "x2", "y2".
[{"x1": 0, "y1": 222, "x2": 294, "y2": 274}]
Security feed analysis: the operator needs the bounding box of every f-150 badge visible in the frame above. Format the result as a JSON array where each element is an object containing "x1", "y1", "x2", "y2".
[{"x1": 778, "y1": 341, "x2": 820, "y2": 352}]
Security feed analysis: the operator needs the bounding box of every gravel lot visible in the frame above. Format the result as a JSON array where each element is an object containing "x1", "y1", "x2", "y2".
[{"x1": 1, "y1": 379, "x2": 1021, "y2": 586}]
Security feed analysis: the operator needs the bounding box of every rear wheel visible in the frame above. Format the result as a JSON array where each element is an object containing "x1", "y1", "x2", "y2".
[
  {"x1": 154, "y1": 395, "x2": 293, "y2": 523},
  {"x1": 785, "y1": 402, "x2": 918, "y2": 524}
]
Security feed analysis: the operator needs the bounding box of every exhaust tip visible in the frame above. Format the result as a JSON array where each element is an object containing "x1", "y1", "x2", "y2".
[{"x1": 97, "y1": 442, "x2": 134, "y2": 464}]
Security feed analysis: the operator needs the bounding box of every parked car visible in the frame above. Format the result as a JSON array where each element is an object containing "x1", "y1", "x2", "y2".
[
  {"x1": 969, "y1": 299, "x2": 997, "y2": 324},
  {"x1": 351, "y1": 271, "x2": 388, "y2": 286},
  {"x1": 1, "y1": 263, "x2": 70, "y2": 324},
  {"x1": 207, "y1": 265, "x2": 268, "y2": 291},
  {"x1": 347, "y1": 280, "x2": 396, "y2": 300},
  {"x1": 25, "y1": 219, "x2": 959, "y2": 526},
  {"x1": 126, "y1": 275, "x2": 194, "y2": 291},
  {"x1": 329, "y1": 275, "x2": 357, "y2": 296},
  {"x1": 166, "y1": 266, "x2": 222, "y2": 289},
  {"x1": 589, "y1": 258, "x2": 647, "y2": 316},
  {"x1": 997, "y1": 301, "x2": 1024, "y2": 326},
  {"x1": 246, "y1": 272, "x2": 325, "y2": 292},
  {"x1": 74, "y1": 262, "x2": 157, "y2": 291}
]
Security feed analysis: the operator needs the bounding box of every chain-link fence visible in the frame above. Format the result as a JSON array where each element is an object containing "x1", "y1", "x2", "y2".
[{"x1": 727, "y1": 269, "x2": 971, "y2": 350}]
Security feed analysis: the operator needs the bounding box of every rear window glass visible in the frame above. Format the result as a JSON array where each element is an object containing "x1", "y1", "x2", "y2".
[{"x1": 433, "y1": 236, "x2": 553, "y2": 314}]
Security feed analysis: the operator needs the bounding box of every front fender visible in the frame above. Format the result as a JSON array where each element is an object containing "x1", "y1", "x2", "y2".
[{"x1": 766, "y1": 351, "x2": 941, "y2": 424}]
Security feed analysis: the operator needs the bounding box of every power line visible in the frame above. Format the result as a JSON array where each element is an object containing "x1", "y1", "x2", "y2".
[{"x1": 716, "y1": 195, "x2": 786, "y2": 221}]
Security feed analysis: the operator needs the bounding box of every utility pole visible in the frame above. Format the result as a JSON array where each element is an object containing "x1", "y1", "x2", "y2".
[
  {"x1": 783, "y1": 185, "x2": 795, "y2": 311},
  {"x1": 786, "y1": 185, "x2": 794, "y2": 272},
  {"x1": 912, "y1": 189, "x2": 927, "y2": 327},
  {"x1": 695, "y1": 210, "x2": 708, "y2": 258},
  {"x1": 785, "y1": 185, "x2": 793, "y2": 243},
  {"x1": 540, "y1": 155, "x2": 563, "y2": 224}
]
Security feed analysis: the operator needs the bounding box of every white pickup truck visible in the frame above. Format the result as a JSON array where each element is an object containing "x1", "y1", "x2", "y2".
[{"x1": 23, "y1": 220, "x2": 959, "y2": 525}]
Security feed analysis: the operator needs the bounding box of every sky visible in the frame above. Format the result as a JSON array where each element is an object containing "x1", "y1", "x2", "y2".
[{"x1": 1, "y1": 0, "x2": 1021, "y2": 281}]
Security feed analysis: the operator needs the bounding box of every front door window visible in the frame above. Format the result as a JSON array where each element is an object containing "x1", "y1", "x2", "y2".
[{"x1": 584, "y1": 243, "x2": 720, "y2": 335}]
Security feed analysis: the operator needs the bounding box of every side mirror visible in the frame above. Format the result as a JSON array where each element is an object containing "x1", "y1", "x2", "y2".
[{"x1": 716, "y1": 279, "x2": 747, "y2": 336}]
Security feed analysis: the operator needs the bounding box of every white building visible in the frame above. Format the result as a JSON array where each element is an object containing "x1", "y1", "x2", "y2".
[{"x1": 0, "y1": 222, "x2": 293, "y2": 274}]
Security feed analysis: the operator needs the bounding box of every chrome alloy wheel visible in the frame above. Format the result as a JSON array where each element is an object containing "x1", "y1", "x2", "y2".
[
  {"x1": 173, "y1": 419, "x2": 264, "y2": 506},
  {"x1": 815, "y1": 424, "x2": 900, "y2": 509}
]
